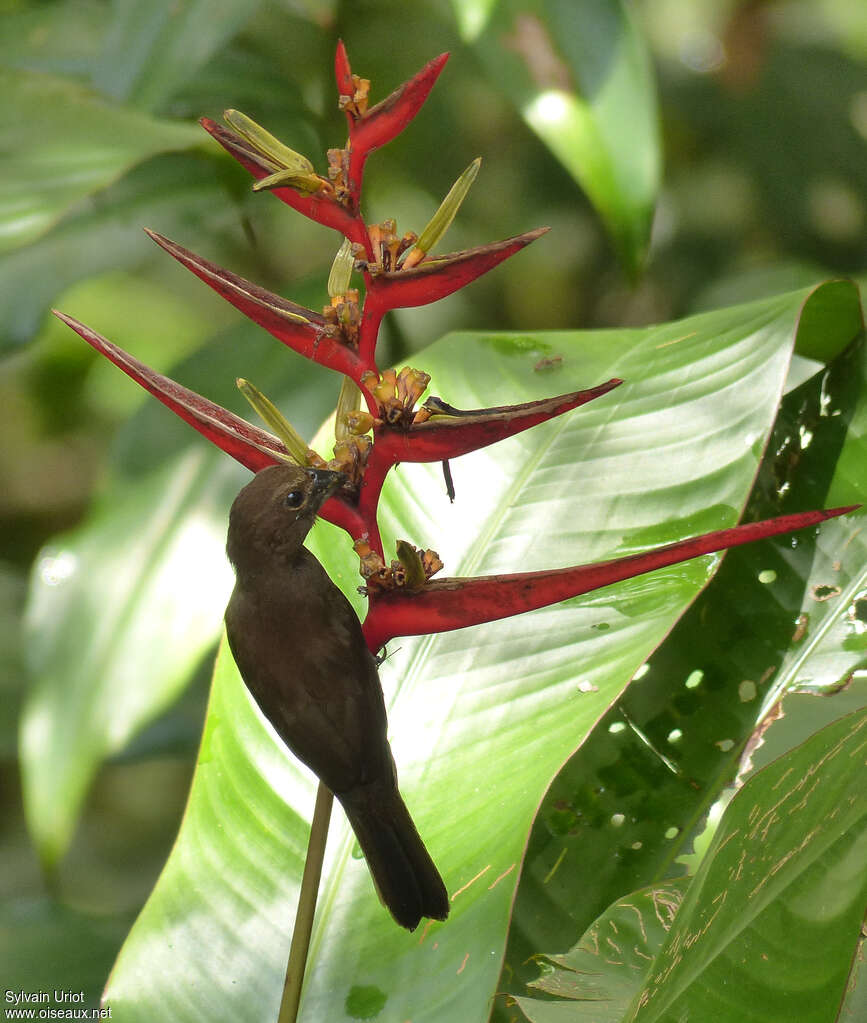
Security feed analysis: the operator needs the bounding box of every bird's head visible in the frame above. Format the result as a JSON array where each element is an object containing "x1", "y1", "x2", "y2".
[{"x1": 226, "y1": 463, "x2": 346, "y2": 572}]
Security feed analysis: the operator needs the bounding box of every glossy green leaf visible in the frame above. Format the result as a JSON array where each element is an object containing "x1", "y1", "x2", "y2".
[
  {"x1": 792, "y1": 279, "x2": 865, "y2": 361},
  {"x1": 20, "y1": 322, "x2": 336, "y2": 869},
  {"x1": 103, "y1": 283, "x2": 861, "y2": 1022},
  {"x1": 495, "y1": 324, "x2": 867, "y2": 1014},
  {"x1": 91, "y1": 0, "x2": 264, "y2": 111},
  {"x1": 0, "y1": 69, "x2": 201, "y2": 255},
  {"x1": 517, "y1": 709, "x2": 867, "y2": 1023},
  {"x1": 750, "y1": 324, "x2": 867, "y2": 714},
  {"x1": 463, "y1": 0, "x2": 661, "y2": 275}
]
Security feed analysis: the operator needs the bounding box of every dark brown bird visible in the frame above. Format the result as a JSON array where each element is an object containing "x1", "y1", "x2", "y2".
[{"x1": 224, "y1": 463, "x2": 449, "y2": 930}]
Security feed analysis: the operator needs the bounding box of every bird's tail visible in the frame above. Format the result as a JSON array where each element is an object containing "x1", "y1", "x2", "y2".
[{"x1": 338, "y1": 780, "x2": 449, "y2": 931}]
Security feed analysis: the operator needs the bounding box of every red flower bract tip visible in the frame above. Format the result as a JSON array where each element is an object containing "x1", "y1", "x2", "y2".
[{"x1": 360, "y1": 505, "x2": 859, "y2": 651}]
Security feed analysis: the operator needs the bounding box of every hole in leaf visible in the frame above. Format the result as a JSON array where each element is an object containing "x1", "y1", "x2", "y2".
[
  {"x1": 684, "y1": 670, "x2": 703, "y2": 690},
  {"x1": 847, "y1": 593, "x2": 867, "y2": 634}
]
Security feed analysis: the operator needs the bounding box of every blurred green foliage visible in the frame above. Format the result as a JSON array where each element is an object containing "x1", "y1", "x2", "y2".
[{"x1": 2, "y1": 0, "x2": 866, "y2": 1014}]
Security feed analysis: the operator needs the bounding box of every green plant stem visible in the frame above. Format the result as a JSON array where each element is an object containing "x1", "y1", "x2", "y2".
[{"x1": 277, "y1": 782, "x2": 334, "y2": 1023}]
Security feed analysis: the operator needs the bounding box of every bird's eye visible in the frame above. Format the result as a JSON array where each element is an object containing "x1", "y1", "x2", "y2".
[{"x1": 284, "y1": 489, "x2": 305, "y2": 509}]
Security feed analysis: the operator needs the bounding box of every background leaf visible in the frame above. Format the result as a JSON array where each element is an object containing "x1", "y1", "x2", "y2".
[
  {"x1": 101, "y1": 284, "x2": 859, "y2": 1021},
  {"x1": 462, "y1": 0, "x2": 661, "y2": 274},
  {"x1": 1, "y1": 897, "x2": 132, "y2": 1007},
  {"x1": 629, "y1": 709, "x2": 867, "y2": 1023},
  {"x1": 0, "y1": 69, "x2": 202, "y2": 254},
  {"x1": 91, "y1": 0, "x2": 265, "y2": 111},
  {"x1": 0, "y1": 155, "x2": 236, "y2": 350}
]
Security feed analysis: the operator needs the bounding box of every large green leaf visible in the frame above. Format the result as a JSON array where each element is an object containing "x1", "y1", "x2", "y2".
[
  {"x1": 20, "y1": 321, "x2": 336, "y2": 869},
  {"x1": 91, "y1": 0, "x2": 264, "y2": 111},
  {"x1": 0, "y1": 69, "x2": 202, "y2": 254},
  {"x1": 495, "y1": 320, "x2": 866, "y2": 1012},
  {"x1": 459, "y1": 0, "x2": 661, "y2": 275},
  {"x1": 517, "y1": 708, "x2": 867, "y2": 1022},
  {"x1": 102, "y1": 284, "x2": 861, "y2": 1021}
]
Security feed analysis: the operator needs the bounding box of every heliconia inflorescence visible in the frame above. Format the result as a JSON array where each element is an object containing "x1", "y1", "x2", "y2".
[{"x1": 56, "y1": 43, "x2": 858, "y2": 653}]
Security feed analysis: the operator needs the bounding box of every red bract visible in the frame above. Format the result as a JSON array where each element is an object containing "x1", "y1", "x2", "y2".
[
  {"x1": 334, "y1": 40, "x2": 355, "y2": 106},
  {"x1": 144, "y1": 230, "x2": 373, "y2": 394},
  {"x1": 52, "y1": 312, "x2": 365, "y2": 538},
  {"x1": 54, "y1": 311, "x2": 286, "y2": 472},
  {"x1": 199, "y1": 117, "x2": 372, "y2": 256},
  {"x1": 358, "y1": 230, "x2": 550, "y2": 364},
  {"x1": 365, "y1": 230, "x2": 549, "y2": 309},
  {"x1": 380, "y1": 381, "x2": 623, "y2": 462},
  {"x1": 356, "y1": 381, "x2": 623, "y2": 522},
  {"x1": 344, "y1": 52, "x2": 449, "y2": 199},
  {"x1": 360, "y1": 506, "x2": 858, "y2": 652}
]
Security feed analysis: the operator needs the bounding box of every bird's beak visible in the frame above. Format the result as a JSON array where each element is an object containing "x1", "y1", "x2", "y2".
[{"x1": 305, "y1": 467, "x2": 347, "y2": 503}]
